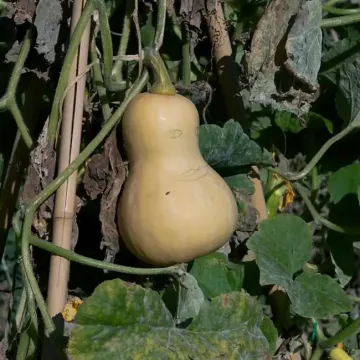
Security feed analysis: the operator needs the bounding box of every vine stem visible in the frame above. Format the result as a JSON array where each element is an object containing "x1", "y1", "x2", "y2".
[
  {"x1": 0, "y1": 28, "x2": 33, "y2": 148},
  {"x1": 18, "y1": 73, "x2": 148, "y2": 335},
  {"x1": 321, "y1": 12, "x2": 360, "y2": 28},
  {"x1": 90, "y1": 32, "x2": 112, "y2": 121},
  {"x1": 321, "y1": 318, "x2": 360, "y2": 348},
  {"x1": 182, "y1": 24, "x2": 191, "y2": 86},
  {"x1": 30, "y1": 234, "x2": 184, "y2": 276},
  {"x1": 294, "y1": 182, "x2": 360, "y2": 235},
  {"x1": 310, "y1": 346, "x2": 324, "y2": 360},
  {"x1": 47, "y1": 0, "x2": 124, "y2": 146},
  {"x1": 112, "y1": 0, "x2": 132, "y2": 86},
  {"x1": 271, "y1": 125, "x2": 356, "y2": 181},
  {"x1": 18, "y1": 0, "x2": 170, "y2": 337},
  {"x1": 324, "y1": 0, "x2": 346, "y2": 5},
  {"x1": 323, "y1": 5, "x2": 360, "y2": 16}
]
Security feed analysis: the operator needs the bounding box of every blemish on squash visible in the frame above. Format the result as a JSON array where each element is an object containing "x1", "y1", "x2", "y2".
[
  {"x1": 169, "y1": 129, "x2": 182, "y2": 138},
  {"x1": 180, "y1": 165, "x2": 209, "y2": 181},
  {"x1": 165, "y1": 191, "x2": 170, "y2": 195}
]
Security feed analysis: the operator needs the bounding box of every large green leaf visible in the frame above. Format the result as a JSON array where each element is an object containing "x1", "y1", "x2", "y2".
[
  {"x1": 321, "y1": 38, "x2": 360, "y2": 84},
  {"x1": 189, "y1": 253, "x2": 244, "y2": 298},
  {"x1": 246, "y1": 214, "x2": 312, "y2": 292},
  {"x1": 247, "y1": 215, "x2": 352, "y2": 319},
  {"x1": 328, "y1": 164, "x2": 360, "y2": 204},
  {"x1": 290, "y1": 272, "x2": 352, "y2": 319},
  {"x1": 199, "y1": 120, "x2": 272, "y2": 170},
  {"x1": 336, "y1": 59, "x2": 360, "y2": 127},
  {"x1": 68, "y1": 279, "x2": 273, "y2": 359}
]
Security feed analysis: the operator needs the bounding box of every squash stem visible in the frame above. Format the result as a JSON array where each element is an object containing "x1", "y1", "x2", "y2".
[{"x1": 143, "y1": 47, "x2": 176, "y2": 95}]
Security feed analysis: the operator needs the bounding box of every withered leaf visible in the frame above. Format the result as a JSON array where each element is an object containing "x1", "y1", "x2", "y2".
[
  {"x1": 245, "y1": 0, "x2": 322, "y2": 117},
  {"x1": 83, "y1": 155, "x2": 108, "y2": 200},
  {"x1": 83, "y1": 129, "x2": 126, "y2": 262},
  {"x1": 21, "y1": 120, "x2": 56, "y2": 239},
  {"x1": 6, "y1": 0, "x2": 37, "y2": 25},
  {"x1": 99, "y1": 130, "x2": 126, "y2": 263},
  {"x1": 34, "y1": 0, "x2": 62, "y2": 64},
  {"x1": 180, "y1": 0, "x2": 206, "y2": 30}
]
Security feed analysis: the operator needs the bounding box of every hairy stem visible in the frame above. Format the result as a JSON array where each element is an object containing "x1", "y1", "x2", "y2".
[
  {"x1": 30, "y1": 234, "x2": 184, "y2": 276},
  {"x1": 272, "y1": 125, "x2": 355, "y2": 181},
  {"x1": 294, "y1": 182, "x2": 360, "y2": 235},
  {"x1": 182, "y1": 25, "x2": 191, "y2": 86},
  {"x1": 154, "y1": 0, "x2": 167, "y2": 49},
  {"x1": 112, "y1": 0, "x2": 133, "y2": 86},
  {"x1": 321, "y1": 318, "x2": 360, "y2": 348},
  {"x1": 90, "y1": 33, "x2": 112, "y2": 121},
  {"x1": 323, "y1": 5, "x2": 360, "y2": 15},
  {"x1": 310, "y1": 346, "x2": 324, "y2": 360},
  {"x1": 8, "y1": 100, "x2": 33, "y2": 149},
  {"x1": 18, "y1": 73, "x2": 148, "y2": 335},
  {"x1": 321, "y1": 12, "x2": 360, "y2": 27},
  {"x1": 18, "y1": 0, "x2": 169, "y2": 338},
  {"x1": 48, "y1": 1, "x2": 96, "y2": 145},
  {"x1": 0, "y1": 28, "x2": 33, "y2": 148}
]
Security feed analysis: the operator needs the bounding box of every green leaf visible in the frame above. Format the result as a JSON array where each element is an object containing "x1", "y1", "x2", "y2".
[
  {"x1": 289, "y1": 272, "x2": 352, "y2": 319},
  {"x1": 224, "y1": 174, "x2": 255, "y2": 195},
  {"x1": 189, "y1": 253, "x2": 244, "y2": 298},
  {"x1": 260, "y1": 316, "x2": 278, "y2": 355},
  {"x1": 246, "y1": 214, "x2": 312, "y2": 292},
  {"x1": 307, "y1": 112, "x2": 333, "y2": 134},
  {"x1": 68, "y1": 279, "x2": 273, "y2": 359},
  {"x1": 199, "y1": 119, "x2": 272, "y2": 170},
  {"x1": 321, "y1": 38, "x2": 360, "y2": 84},
  {"x1": 328, "y1": 164, "x2": 360, "y2": 204},
  {"x1": 177, "y1": 273, "x2": 205, "y2": 323},
  {"x1": 336, "y1": 59, "x2": 360, "y2": 127},
  {"x1": 275, "y1": 111, "x2": 303, "y2": 133},
  {"x1": 140, "y1": 11, "x2": 155, "y2": 47}
]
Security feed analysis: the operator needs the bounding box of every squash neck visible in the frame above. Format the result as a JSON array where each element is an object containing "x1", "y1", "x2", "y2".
[{"x1": 143, "y1": 47, "x2": 176, "y2": 96}]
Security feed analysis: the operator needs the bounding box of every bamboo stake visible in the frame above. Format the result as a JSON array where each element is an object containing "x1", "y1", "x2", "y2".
[
  {"x1": 205, "y1": 1, "x2": 268, "y2": 223},
  {"x1": 46, "y1": 0, "x2": 90, "y2": 321}
]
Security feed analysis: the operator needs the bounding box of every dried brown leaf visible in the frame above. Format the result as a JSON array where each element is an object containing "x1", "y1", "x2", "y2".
[
  {"x1": 99, "y1": 130, "x2": 126, "y2": 263},
  {"x1": 83, "y1": 155, "x2": 108, "y2": 200},
  {"x1": 83, "y1": 129, "x2": 126, "y2": 262},
  {"x1": 21, "y1": 120, "x2": 56, "y2": 239},
  {"x1": 6, "y1": 0, "x2": 36, "y2": 24},
  {"x1": 245, "y1": 0, "x2": 321, "y2": 117}
]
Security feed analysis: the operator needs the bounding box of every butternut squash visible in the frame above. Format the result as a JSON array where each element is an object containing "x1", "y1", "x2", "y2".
[{"x1": 116, "y1": 48, "x2": 238, "y2": 266}]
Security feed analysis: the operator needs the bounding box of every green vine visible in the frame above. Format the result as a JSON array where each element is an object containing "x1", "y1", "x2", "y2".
[
  {"x1": 294, "y1": 182, "x2": 360, "y2": 235},
  {"x1": 271, "y1": 124, "x2": 357, "y2": 181},
  {"x1": 0, "y1": 28, "x2": 33, "y2": 149},
  {"x1": 12, "y1": 0, "x2": 185, "y2": 345},
  {"x1": 321, "y1": 12, "x2": 360, "y2": 28}
]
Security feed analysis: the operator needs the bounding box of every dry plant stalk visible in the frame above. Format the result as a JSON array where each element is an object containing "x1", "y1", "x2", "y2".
[
  {"x1": 205, "y1": 1, "x2": 268, "y2": 222},
  {"x1": 46, "y1": 0, "x2": 91, "y2": 320}
]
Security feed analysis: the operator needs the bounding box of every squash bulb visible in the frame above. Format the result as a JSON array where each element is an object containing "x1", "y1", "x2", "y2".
[{"x1": 117, "y1": 93, "x2": 238, "y2": 266}]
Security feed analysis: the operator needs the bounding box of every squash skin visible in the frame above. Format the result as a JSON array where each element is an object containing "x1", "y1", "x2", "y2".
[{"x1": 117, "y1": 93, "x2": 238, "y2": 266}]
